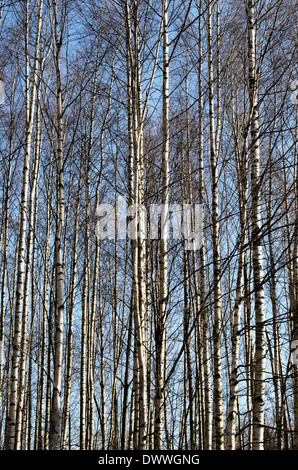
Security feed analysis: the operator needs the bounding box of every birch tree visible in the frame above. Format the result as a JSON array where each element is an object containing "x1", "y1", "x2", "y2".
[
  {"x1": 49, "y1": 0, "x2": 66, "y2": 450},
  {"x1": 246, "y1": 0, "x2": 266, "y2": 450},
  {"x1": 5, "y1": 0, "x2": 43, "y2": 449}
]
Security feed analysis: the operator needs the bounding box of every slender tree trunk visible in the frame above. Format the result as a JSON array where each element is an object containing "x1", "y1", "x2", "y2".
[
  {"x1": 49, "y1": 0, "x2": 66, "y2": 449},
  {"x1": 5, "y1": 0, "x2": 43, "y2": 449},
  {"x1": 246, "y1": 0, "x2": 266, "y2": 450},
  {"x1": 80, "y1": 146, "x2": 89, "y2": 451},
  {"x1": 0, "y1": 77, "x2": 15, "y2": 407},
  {"x1": 60, "y1": 158, "x2": 81, "y2": 449},
  {"x1": 206, "y1": 0, "x2": 223, "y2": 450},
  {"x1": 154, "y1": 0, "x2": 169, "y2": 450},
  {"x1": 127, "y1": 0, "x2": 148, "y2": 449},
  {"x1": 16, "y1": 58, "x2": 43, "y2": 449},
  {"x1": 226, "y1": 93, "x2": 249, "y2": 449},
  {"x1": 197, "y1": 5, "x2": 212, "y2": 449}
]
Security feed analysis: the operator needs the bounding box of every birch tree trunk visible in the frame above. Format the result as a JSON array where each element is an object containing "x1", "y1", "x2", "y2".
[
  {"x1": 206, "y1": 0, "x2": 223, "y2": 450},
  {"x1": 226, "y1": 198, "x2": 245, "y2": 449},
  {"x1": 80, "y1": 140, "x2": 89, "y2": 451},
  {"x1": 127, "y1": 0, "x2": 148, "y2": 449},
  {"x1": 197, "y1": 4, "x2": 212, "y2": 448},
  {"x1": 154, "y1": 0, "x2": 169, "y2": 450},
  {"x1": 49, "y1": 0, "x2": 66, "y2": 449},
  {"x1": 60, "y1": 158, "x2": 81, "y2": 450},
  {"x1": 5, "y1": 0, "x2": 43, "y2": 449},
  {"x1": 246, "y1": 0, "x2": 266, "y2": 450},
  {"x1": 226, "y1": 88, "x2": 250, "y2": 449},
  {"x1": 16, "y1": 85, "x2": 42, "y2": 450},
  {"x1": 0, "y1": 71, "x2": 15, "y2": 408}
]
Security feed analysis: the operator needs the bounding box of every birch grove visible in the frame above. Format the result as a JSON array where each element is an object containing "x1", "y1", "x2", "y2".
[{"x1": 0, "y1": 0, "x2": 297, "y2": 451}]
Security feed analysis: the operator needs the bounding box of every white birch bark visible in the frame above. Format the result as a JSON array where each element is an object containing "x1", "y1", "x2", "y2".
[
  {"x1": 5, "y1": 0, "x2": 43, "y2": 449},
  {"x1": 197, "y1": 5, "x2": 212, "y2": 448},
  {"x1": 49, "y1": 0, "x2": 66, "y2": 449},
  {"x1": 246, "y1": 0, "x2": 266, "y2": 450},
  {"x1": 154, "y1": 0, "x2": 169, "y2": 450},
  {"x1": 16, "y1": 72, "x2": 43, "y2": 449},
  {"x1": 0, "y1": 75, "x2": 15, "y2": 406},
  {"x1": 126, "y1": 0, "x2": 147, "y2": 449},
  {"x1": 206, "y1": 0, "x2": 223, "y2": 450}
]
